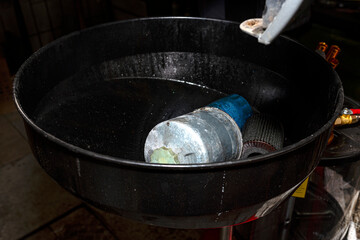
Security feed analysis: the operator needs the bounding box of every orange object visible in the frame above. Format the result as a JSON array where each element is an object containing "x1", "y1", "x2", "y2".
[
  {"x1": 316, "y1": 42, "x2": 328, "y2": 52},
  {"x1": 326, "y1": 45, "x2": 341, "y2": 62},
  {"x1": 327, "y1": 124, "x2": 335, "y2": 145},
  {"x1": 327, "y1": 131, "x2": 334, "y2": 145},
  {"x1": 315, "y1": 42, "x2": 340, "y2": 69},
  {"x1": 334, "y1": 114, "x2": 359, "y2": 126},
  {"x1": 328, "y1": 58, "x2": 339, "y2": 69}
]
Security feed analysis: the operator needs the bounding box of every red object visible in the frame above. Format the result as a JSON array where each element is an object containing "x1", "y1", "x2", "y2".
[
  {"x1": 350, "y1": 109, "x2": 360, "y2": 114},
  {"x1": 234, "y1": 215, "x2": 259, "y2": 225},
  {"x1": 201, "y1": 229, "x2": 220, "y2": 240},
  {"x1": 200, "y1": 215, "x2": 259, "y2": 240}
]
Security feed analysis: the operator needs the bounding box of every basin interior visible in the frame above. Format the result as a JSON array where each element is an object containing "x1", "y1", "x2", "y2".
[{"x1": 16, "y1": 19, "x2": 341, "y2": 163}]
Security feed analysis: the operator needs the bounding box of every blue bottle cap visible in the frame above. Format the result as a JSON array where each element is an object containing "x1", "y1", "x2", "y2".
[{"x1": 208, "y1": 94, "x2": 252, "y2": 129}]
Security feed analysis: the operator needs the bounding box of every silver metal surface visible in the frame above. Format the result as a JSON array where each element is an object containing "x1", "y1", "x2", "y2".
[
  {"x1": 342, "y1": 108, "x2": 353, "y2": 115},
  {"x1": 220, "y1": 226, "x2": 234, "y2": 240},
  {"x1": 144, "y1": 107, "x2": 242, "y2": 164},
  {"x1": 240, "y1": 0, "x2": 304, "y2": 45},
  {"x1": 239, "y1": 19, "x2": 264, "y2": 39}
]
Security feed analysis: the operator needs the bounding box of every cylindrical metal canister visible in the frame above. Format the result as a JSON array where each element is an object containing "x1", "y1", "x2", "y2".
[{"x1": 144, "y1": 95, "x2": 252, "y2": 164}]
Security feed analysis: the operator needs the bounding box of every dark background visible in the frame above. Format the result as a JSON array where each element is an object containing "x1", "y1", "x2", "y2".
[
  {"x1": 0, "y1": 1, "x2": 359, "y2": 239},
  {"x1": 0, "y1": 0, "x2": 359, "y2": 101}
]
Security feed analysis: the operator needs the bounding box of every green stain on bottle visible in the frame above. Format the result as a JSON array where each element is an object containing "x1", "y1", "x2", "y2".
[{"x1": 150, "y1": 147, "x2": 179, "y2": 164}]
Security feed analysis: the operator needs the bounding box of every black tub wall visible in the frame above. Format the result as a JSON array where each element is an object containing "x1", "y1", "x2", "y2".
[{"x1": 1, "y1": 0, "x2": 359, "y2": 102}]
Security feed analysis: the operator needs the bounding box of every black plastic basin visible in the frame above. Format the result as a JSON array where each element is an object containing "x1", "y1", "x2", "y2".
[{"x1": 14, "y1": 17, "x2": 343, "y2": 229}]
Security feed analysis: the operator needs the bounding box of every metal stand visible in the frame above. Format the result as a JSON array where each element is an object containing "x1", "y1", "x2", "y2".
[
  {"x1": 220, "y1": 226, "x2": 233, "y2": 240},
  {"x1": 280, "y1": 196, "x2": 296, "y2": 240}
]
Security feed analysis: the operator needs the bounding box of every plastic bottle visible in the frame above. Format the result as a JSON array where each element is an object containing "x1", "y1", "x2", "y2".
[{"x1": 144, "y1": 94, "x2": 252, "y2": 164}]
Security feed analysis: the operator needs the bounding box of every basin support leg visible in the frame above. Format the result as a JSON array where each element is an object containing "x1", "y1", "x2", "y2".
[
  {"x1": 220, "y1": 226, "x2": 233, "y2": 240},
  {"x1": 280, "y1": 196, "x2": 296, "y2": 240}
]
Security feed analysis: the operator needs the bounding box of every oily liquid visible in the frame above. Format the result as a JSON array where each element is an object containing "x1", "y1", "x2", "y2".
[{"x1": 33, "y1": 77, "x2": 226, "y2": 161}]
